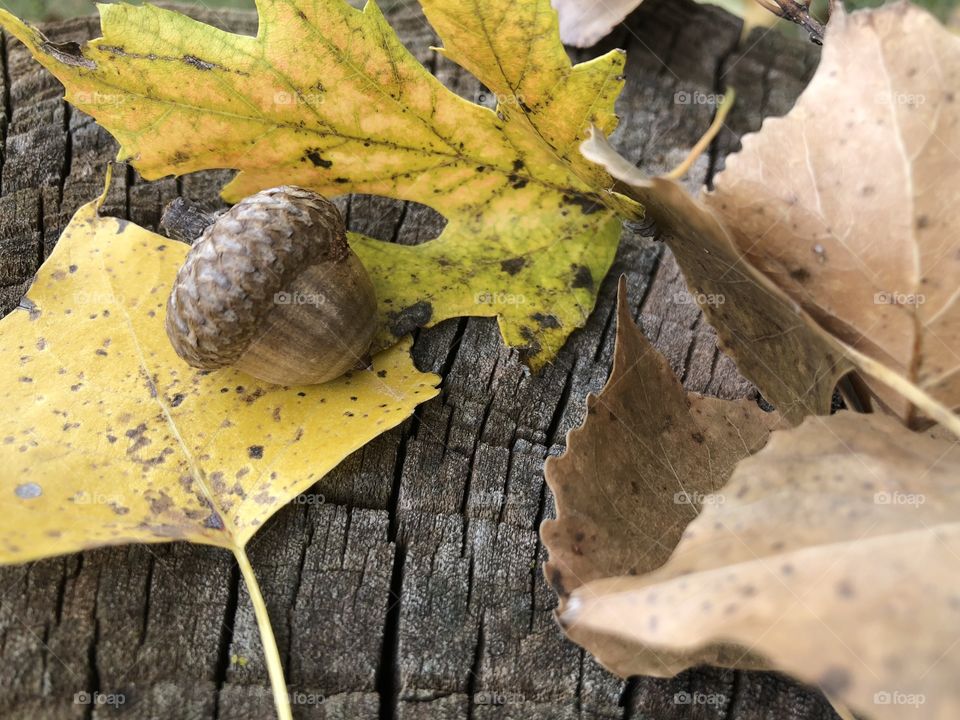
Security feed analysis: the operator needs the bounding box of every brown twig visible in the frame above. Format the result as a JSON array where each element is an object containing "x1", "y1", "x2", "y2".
[{"x1": 755, "y1": 0, "x2": 826, "y2": 45}]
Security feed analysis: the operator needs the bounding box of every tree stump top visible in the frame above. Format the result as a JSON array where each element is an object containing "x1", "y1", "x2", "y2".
[{"x1": 0, "y1": 1, "x2": 838, "y2": 718}]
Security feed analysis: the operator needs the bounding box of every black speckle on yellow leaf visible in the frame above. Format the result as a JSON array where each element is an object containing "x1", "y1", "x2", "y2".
[
  {"x1": 500, "y1": 257, "x2": 526, "y2": 275},
  {"x1": 304, "y1": 148, "x2": 332, "y2": 168},
  {"x1": 562, "y1": 192, "x2": 603, "y2": 215},
  {"x1": 532, "y1": 313, "x2": 560, "y2": 329},
  {"x1": 570, "y1": 265, "x2": 593, "y2": 291}
]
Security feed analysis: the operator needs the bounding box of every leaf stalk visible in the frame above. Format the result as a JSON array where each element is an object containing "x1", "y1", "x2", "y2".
[{"x1": 234, "y1": 546, "x2": 293, "y2": 720}]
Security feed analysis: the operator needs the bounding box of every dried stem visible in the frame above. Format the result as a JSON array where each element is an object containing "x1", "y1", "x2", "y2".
[
  {"x1": 665, "y1": 89, "x2": 737, "y2": 181},
  {"x1": 755, "y1": 0, "x2": 826, "y2": 45},
  {"x1": 234, "y1": 546, "x2": 293, "y2": 720}
]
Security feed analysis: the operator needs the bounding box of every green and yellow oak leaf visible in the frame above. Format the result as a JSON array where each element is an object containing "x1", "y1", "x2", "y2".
[
  {"x1": 0, "y1": 192, "x2": 439, "y2": 563},
  {"x1": 0, "y1": 0, "x2": 629, "y2": 368}
]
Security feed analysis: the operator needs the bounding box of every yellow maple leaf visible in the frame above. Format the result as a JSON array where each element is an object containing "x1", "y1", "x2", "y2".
[
  {"x1": 0, "y1": 179, "x2": 439, "y2": 718},
  {"x1": 0, "y1": 0, "x2": 628, "y2": 367}
]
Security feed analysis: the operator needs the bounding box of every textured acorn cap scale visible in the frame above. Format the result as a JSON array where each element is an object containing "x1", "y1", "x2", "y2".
[{"x1": 165, "y1": 186, "x2": 377, "y2": 386}]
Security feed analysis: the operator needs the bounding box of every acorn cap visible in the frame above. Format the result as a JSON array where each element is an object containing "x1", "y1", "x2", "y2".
[{"x1": 165, "y1": 186, "x2": 350, "y2": 370}]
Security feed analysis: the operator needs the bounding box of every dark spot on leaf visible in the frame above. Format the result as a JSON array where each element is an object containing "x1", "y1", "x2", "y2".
[
  {"x1": 248, "y1": 445, "x2": 264, "y2": 459},
  {"x1": 500, "y1": 257, "x2": 526, "y2": 275},
  {"x1": 146, "y1": 490, "x2": 173, "y2": 515},
  {"x1": 18, "y1": 297, "x2": 41, "y2": 320},
  {"x1": 790, "y1": 267, "x2": 811, "y2": 282},
  {"x1": 377, "y1": 369, "x2": 387, "y2": 378},
  {"x1": 549, "y1": 568, "x2": 567, "y2": 598},
  {"x1": 570, "y1": 265, "x2": 594, "y2": 290},
  {"x1": 836, "y1": 579, "x2": 855, "y2": 598},
  {"x1": 518, "y1": 326, "x2": 542, "y2": 363},
  {"x1": 304, "y1": 148, "x2": 332, "y2": 168},
  {"x1": 562, "y1": 191, "x2": 603, "y2": 214},
  {"x1": 204, "y1": 511, "x2": 225, "y2": 530},
  {"x1": 170, "y1": 393, "x2": 185, "y2": 407},
  {"x1": 507, "y1": 174, "x2": 528, "y2": 189},
  {"x1": 531, "y1": 313, "x2": 560, "y2": 329}
]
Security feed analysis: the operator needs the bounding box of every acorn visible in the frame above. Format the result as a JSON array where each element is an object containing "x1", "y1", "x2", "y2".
[{"x1": 163, "y1": 186, "x2": 377, "y2": 386}]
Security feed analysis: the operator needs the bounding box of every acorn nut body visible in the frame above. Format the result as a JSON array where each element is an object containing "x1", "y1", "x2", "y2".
[{"x1": 165, "y1": 186, "x2": 377, "y2": 386}]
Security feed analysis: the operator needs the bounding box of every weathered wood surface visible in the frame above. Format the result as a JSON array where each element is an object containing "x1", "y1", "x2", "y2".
[{"x1": 0, "y1": 1, "x2": 841, "y2": 718}]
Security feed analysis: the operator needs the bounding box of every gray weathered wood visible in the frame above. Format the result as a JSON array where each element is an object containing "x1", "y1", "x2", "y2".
[{"x1": 0, "y1": 1, "x2": 843, "y2": 718}]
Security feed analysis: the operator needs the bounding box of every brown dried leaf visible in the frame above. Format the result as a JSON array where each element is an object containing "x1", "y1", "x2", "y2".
[
  {"x1": 582, "y1": 137, "x2": 854, "y2": 425},
  {"x1": 561, "y1": 411, "x2": 960, "y2": 719},
  {"x1": 541, "y1": 277, "x2": 781, "y2": 674},
  {"x1": 584, "y1": 2, "x2": 960, "y2": 427},
  {"x1": 709, "y1": 2, "x2": 960, "y2": 425}
]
